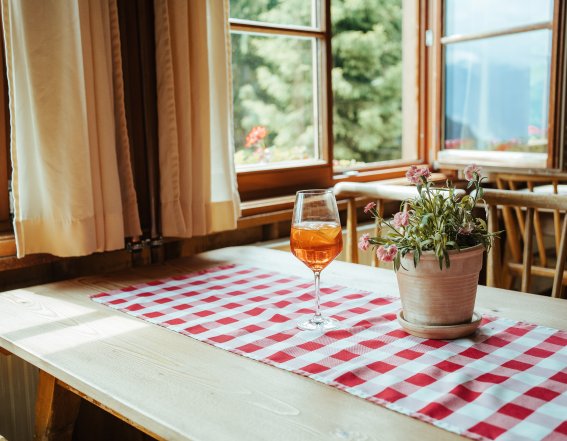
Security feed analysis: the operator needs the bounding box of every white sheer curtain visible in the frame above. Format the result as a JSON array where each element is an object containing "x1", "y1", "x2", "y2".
[
  {"x1": 1, "y1": 0, "x2": 141, "y2": 257},
  {"x1": 154, "y1": 0, "x2": 240, "y2": 238}
]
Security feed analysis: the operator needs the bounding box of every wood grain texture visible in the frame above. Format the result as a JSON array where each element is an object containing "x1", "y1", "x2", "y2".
[
  {"x1": 521, "y1": 207, "x2": 534, "y2": 293},
  {"x1": 482, "y1": 188, "x2": 567, "y2": 297},
  {"x1": 58, "y1": 380, "x2": 162, "y2": 441},
  {"x1": 34, "y1": 371, "x2": 81, "y2": 441},
  {"x1": 487, "y1": 204, "x2": 501, "y2": 287},
  {"x1": 0, "y1": 353, "x2": 38, "y2": 441},
  {"x1": 1, "y1": 246, "x2": 567, "y2": 441},
  {"x1": 346, "y1": 199, "x2": 358, "y2": 264},
  {"x1": 553, "y1": 215, "x2": 567, "y2": 298}
]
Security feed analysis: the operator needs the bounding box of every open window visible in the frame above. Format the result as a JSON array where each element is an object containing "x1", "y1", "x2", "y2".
[
  {"x1": 229, "y1": 0, "x2": 425, "y2": 200},
  {"x1": 433, "y1": 0, "x2": 564, "y2": 170}
]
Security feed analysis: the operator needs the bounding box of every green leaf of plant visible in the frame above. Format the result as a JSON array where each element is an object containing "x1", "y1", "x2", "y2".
[{"x1": 420, "y1": 213, "x2": 432, "y2": 227}]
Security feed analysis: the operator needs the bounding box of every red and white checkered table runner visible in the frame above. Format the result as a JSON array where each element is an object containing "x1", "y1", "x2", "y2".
[{"x1": 91, "y1": 264, "x2": 567, "y2": 441}]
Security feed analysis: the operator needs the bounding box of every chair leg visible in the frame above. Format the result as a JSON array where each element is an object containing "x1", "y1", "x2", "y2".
[
  {"x1": 501, "y1": 205, "x2": 522, "y2": 263},
  {"x1": 552, "y1": 214, "x2": 567, "y2": 298},
  {"x1": 521, "y1": 208, "x2": 534, "y2": 293},
  {"x1": 487, "y1": 204, "x2": 501, "y2": 287},
  {"x1": 371, "y1": 200, "x2": 384, "y2": 267},
  {"x1": 346, "y1": 198, "x2": 358, "y2": 264},
  {"x1": 533, "y1": 210, "x2": 547, "y2": 267}
]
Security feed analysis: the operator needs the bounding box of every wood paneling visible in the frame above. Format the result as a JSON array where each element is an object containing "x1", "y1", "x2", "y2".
[{"x1": 0, "y1": 354, "x2": 38, "y2": 441}]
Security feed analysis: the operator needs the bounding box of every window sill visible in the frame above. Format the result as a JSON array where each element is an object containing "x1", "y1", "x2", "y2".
[
  {"x1": 0, "y1": 172, "x2": 450, "y2": 269},
  {"x1": 436, "y1": 150, "x2": 549, "y2": 170}
]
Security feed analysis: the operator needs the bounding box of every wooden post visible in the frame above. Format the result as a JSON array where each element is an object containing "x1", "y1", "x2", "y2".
[
  {"x1": 346, "y1": 198, "x2": 358, "y2": 264},
  {"x1": 520, "y1": 208, "x2": 534, "y2": 293},
  {"x1": 34, "y1": 371, "x2": 81, "y2": 441},
  {"x1": 487, "y1": 204, "x2": 501, "y2": 287},
  {"x1": 371, "y1": 200, "x2": 384, "y2": 267},
  {"x1": 552, "y1": 214, "x2": 567, "y2": 298}
]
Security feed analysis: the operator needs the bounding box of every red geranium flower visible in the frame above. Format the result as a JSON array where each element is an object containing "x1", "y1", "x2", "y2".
[{"x1": 245, "y1": 126, "x2": 268, "y2": 148}]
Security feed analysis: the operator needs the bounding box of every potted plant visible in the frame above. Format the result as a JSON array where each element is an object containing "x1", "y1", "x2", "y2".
[{"x1": 359, "y1": 165, "x2": 496, "y2": 337}]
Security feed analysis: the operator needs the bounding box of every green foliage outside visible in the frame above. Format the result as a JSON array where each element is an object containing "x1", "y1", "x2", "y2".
[
  {"x1": 331, "y1": 0, "x2": 402, "y2": 165},
  {"x1": 230, "y1": 0, "x2": 403, "y2": 167}
]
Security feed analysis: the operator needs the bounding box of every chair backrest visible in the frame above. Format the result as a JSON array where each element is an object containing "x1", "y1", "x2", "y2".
[
  {"x1": 481, "y1": 188, "x2": 567, "y2": 298},
  {"x1": 495, "y1": 174, "x2": 567, "y2": 269}
]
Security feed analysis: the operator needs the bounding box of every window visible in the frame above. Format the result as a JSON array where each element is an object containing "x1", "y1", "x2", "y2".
[
  {"x1": 434, "y1": 0, "x2": 562, "y2": 169},
  {"x1": 229, "y1": 1, "x2": 424, "y2": 200},
  {"x1": 331, "y1": 0, "x2": 418, "y2": 171},
  {"x1": 230, "y1": 1, "x2": 323, "y2": 169}
]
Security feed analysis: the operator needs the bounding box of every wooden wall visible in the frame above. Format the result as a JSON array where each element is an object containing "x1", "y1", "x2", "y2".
[{"x1": 0, "y1": 355, "x2": 38, "y2": 441}]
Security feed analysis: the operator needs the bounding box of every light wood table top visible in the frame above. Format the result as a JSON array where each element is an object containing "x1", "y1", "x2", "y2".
[{"x1": 1, "y1": 246, "x2": 567, "y2": 441}]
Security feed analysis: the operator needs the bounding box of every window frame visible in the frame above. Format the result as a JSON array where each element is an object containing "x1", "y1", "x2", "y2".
[
  {"x1": 230, "y1": 0, "x2": 430, "y2": 201},
  {"x1": 430, "y1": 0, "x2": 566, "y2": 172}
]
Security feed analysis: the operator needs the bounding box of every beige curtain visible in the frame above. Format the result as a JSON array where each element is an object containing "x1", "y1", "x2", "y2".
[
  {"x1": 1, "y1": 0, "x2": 141, "y2": 257},
  {"x1": 154, "y1": 0, "x2": 240, "y2": 238}
]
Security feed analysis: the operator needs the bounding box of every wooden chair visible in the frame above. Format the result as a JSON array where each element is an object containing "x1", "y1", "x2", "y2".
[
  {"x1": 495, "y1": 174, "x2": 567, "y2": 274},
  {"x1": 482, "y1": 188, "x2": 567, "y2": 299}
]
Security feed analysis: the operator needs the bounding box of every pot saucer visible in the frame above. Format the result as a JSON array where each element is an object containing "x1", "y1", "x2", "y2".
[{"x1": 397, "y1": 310, "x2": 482, "y2": 340}]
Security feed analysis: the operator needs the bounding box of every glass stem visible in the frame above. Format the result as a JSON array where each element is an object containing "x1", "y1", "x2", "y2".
[{"x1": 313, "y1": 271, "x2": 322, "y2": 321}]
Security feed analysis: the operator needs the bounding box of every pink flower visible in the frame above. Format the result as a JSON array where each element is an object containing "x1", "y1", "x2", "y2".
[
  {"x1": 364, "y1": 202, "x2": 376, "y2": 214},
  {"x1": 376, "y1": 245, "x2": 398, "y2": 262},
  {"x1": 464, "y1": 164, "x2": 481, "y2": 181},
  {"x1": 245, "y1": 126, "x2": 268, "y2": 148},
  {"x1": 458, "y1": 223, "x2": 474, "y2": 235},
  {"x1": 406, "y1": 165, "x2": 431, "y2": 185},
  {"x1": 358, "y1": 233, "x2": 370, "y2": 251},
  {"x1": 392, "y1": 211, "x2": 410, "y2": 228}
]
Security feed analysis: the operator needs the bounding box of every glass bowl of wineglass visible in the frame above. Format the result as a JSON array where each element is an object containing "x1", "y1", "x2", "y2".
[{"x1": 290, "y1": 189, "x2": 343, "y2": 331}]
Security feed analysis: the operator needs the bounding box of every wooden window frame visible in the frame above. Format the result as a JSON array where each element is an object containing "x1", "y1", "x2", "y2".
[
  {"x1": 430, "y1": 0, "x2": 567, "y2": 172},
  {"x1": 231, "y1": 0, "x2": 430, "y2": 201}
]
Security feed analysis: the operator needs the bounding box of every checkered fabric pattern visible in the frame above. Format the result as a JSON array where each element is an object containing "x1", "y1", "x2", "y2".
[{"x1": 91, "y1": 264, "x2": 567, "y2": 441}]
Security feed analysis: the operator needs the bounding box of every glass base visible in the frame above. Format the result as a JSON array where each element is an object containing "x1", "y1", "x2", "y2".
[{"x1": 297, "y1": 315, "x2": 339, "y2": 331}]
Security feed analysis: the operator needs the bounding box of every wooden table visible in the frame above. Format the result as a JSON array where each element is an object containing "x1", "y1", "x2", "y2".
[{"x1": 1, "y1": 246, "x2": 567, "y2": 440}]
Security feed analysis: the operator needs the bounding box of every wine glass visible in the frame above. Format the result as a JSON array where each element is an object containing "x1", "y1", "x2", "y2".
[{"x1": 290, "y1": 189, "x2": 343, "y2": 331}]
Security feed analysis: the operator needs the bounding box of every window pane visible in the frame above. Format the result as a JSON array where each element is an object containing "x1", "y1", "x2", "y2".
[
  {"x1": 444, "y1": 30, "x2": 551, "y2": 154},
  {"x1": 229, "y1": 0, "x2": 316, "y2": 28},
  {"x1": 232, "y1": 33, "x2": 318, "y2": 167},
  {"x1": 445, "y1": 0, "x2": 553, "y2": 37},
  {"x1": 331, "y1": 0, "x2": 413, "y2": 169}
]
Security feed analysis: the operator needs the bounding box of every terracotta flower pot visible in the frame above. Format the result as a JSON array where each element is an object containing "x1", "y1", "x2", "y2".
[{"x1": 396, "y1": 245, "x2": 484, "y2": 326}]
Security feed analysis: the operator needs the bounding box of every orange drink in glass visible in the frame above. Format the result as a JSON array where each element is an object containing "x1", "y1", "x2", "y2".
[
  {"x1": 290, "y1": 222, "x2": 343, "y2": 272},
  {"x1": 291, "y1": 190, "x2": 343, "y2": 331}
]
